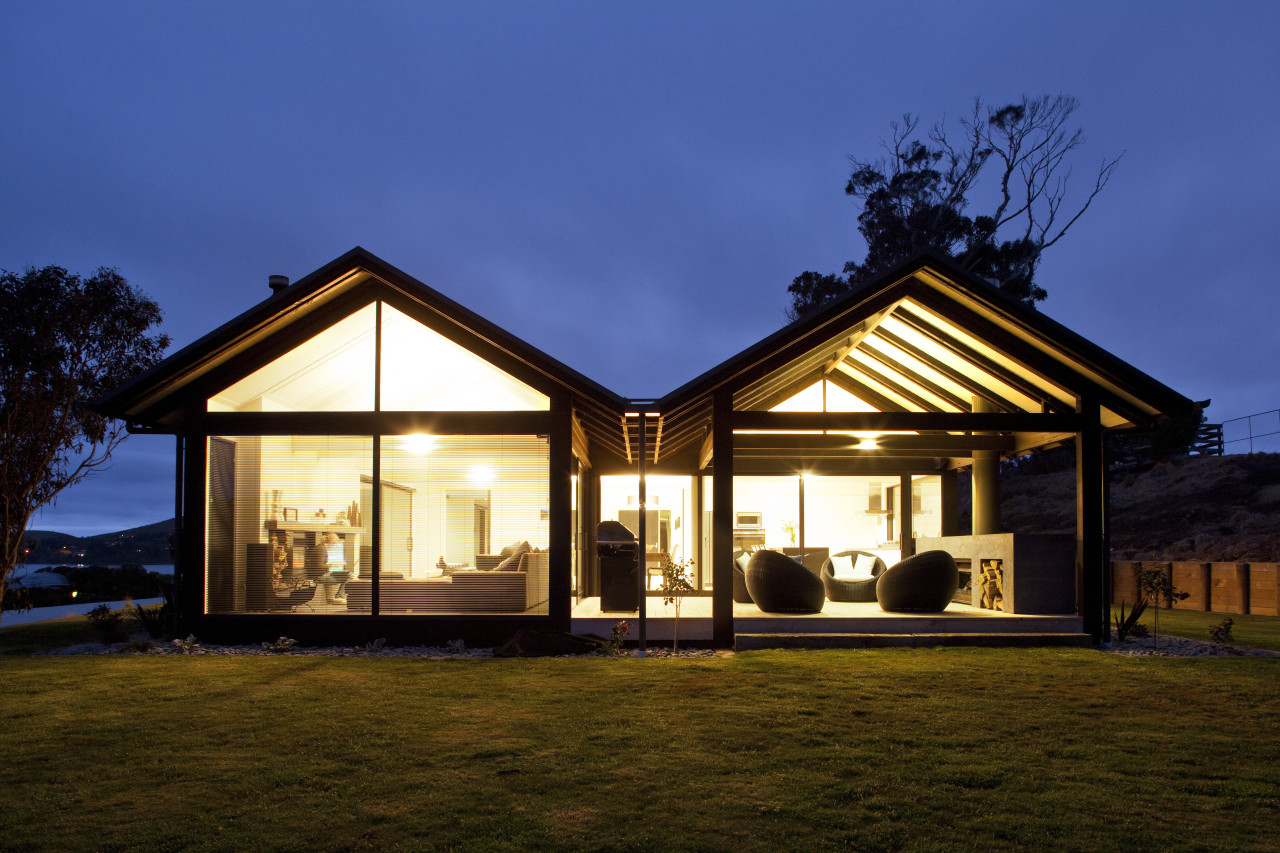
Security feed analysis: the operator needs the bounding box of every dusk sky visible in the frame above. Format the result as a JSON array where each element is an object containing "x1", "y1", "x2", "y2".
[{"x1": 4, "y1": 1, "x2": 1279, "y2": 537}]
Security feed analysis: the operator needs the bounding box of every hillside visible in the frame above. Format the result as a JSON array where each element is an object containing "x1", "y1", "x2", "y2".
[
  {"x1": 21, "y1": 519, "x2": 175, "y2": 566},
  {"x1": 1000, "y1": 453, "x2": 1280, "y2": 562}
]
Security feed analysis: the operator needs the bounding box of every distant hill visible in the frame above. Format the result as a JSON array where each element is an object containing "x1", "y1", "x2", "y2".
[
  {"x1": 21, "y1": 519, "x2": 175, "y2": 566},
  {"x1": 999, "y1": 453, "x2": 1280, "y2": 562}
]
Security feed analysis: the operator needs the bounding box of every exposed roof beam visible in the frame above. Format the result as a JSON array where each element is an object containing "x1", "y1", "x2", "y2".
[
  {"x1": 735, "y1": 457, "x2": 948, "y2": 476},
  {"x1": 734, "y1": 434, "x2": 1015, "y2": 453},
  {"x1": 825, "y1": 368, "x2": 905, "y2": 413},
  {"x1": 892, "y1": 307, "x2": 1068, "y2": 412},
  {"x1": 698, "y1": 430, "x2": 714, "y2": 469},
  {"x1": 844, "y1": 357, "x2": 945, "y2": 412},
  {"x1": 733, "y1": 410, "x2": 1087, "y2": 433},
  {"x1": 855, "y1": 341, "x2": 973, "y2": 412},
  {"x1": 739, "y1": 367, "x2": 827, "y2": 413},
  {"x1": 873, "y1": 327, "x2": 1022, "y2": 413},
  {"x1": 570, "y1": 410, "x2": 591, "y2": 468},
  {"x1": 905, "y1": 288, "x2": 1152, "y2": 422},
  {"x1": 822, "y1": 304, "x2": 896, "y2": 373}
]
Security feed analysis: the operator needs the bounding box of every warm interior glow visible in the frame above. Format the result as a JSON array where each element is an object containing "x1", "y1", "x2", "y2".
[
  {"x1": 401, "y1": 433, "x2": 437, "y2": 455},
  {"x1": 208, "y1": 304, "x2": 377, "y2": 412},
  {"x1": 207, "y1": 301, "x2": 552, "y2": 413},
  {"x1": 468, "y1": 464, "x2": 496, "y2": 483},
  {"x1": 379, "y1": 303, "x2": 550, "y2": 411}
]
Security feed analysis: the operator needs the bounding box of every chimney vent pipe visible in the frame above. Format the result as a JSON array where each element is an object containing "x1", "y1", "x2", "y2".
[{"x1": 268, "y1": 275, "x2": 289, "y2": 294}]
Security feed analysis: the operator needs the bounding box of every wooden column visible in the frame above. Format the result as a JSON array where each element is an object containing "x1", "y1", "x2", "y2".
[
  {"x1": 899, "y1": 474, "x2": 915, "y2": 557},
  {"x1": 940, "y1": 469, "x2": 958, "y2": 536},
  {"x1": 180, "y1": 434, "x2": 206, "y2": 632},
  {"x1": 1076, "y1": 397, "x2": 1106, "y2": 642},
  {"x1": 971, "y1": 397, "x2": 1000, "y2": 535},
  {"x1": 712, "y1": 389, "x2": 734, "y2": 646},
  {"x1": 548, "y1": 396, "x2": 573, "y2": 629}
]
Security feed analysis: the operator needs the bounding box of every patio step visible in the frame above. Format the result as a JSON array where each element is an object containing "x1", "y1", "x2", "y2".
[{"x1": 734, "y1": 631, "x2": 1092, "y2": 651}]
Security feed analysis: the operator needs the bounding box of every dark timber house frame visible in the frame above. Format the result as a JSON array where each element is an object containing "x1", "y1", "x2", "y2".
[{"x1": 97, "y1": 247, "x2": 1194, "y2": 646}]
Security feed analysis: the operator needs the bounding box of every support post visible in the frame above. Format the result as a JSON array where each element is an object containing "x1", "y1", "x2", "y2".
[
  {"x1": 1076, "y1": 397, "x2": 1106, "y2": 642},
  {"x1": 637, "y1": 412, "x2": 647, "y2": 655},
  {"x1": 548, "y1": 396, "x2": 573, "y2": 629},
  {"x1": 971, "y1": 397, "x2": 1000, "y2": 535},
  {"x1": 940, "y1": 469, "x2": 958, "y2": 536},
  {"x1": 899, "y1": 475, "x2": 915, "y2": 558},
  {"x1": 712, "y1": 390, "x2": 734, "y2": 646},
  {"x1": 798, "y1": 474, "x2": 805, "y2": 564}
]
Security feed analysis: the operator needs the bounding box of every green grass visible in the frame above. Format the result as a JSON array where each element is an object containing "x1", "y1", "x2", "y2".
[
  {"x1": 1, "y1": 646, "x2": 1277, "y2": 852},
  {"x1": 1111, "y1": 606, "x2": 1280, "y2": 652},
  {"x1": 0, "y1": 612, "x2": 101, "y2": 655}
]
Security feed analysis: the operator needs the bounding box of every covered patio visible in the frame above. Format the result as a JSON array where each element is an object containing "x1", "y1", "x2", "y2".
[
  {"x1": 581, "y1": 251, "x2": 1196, "y2": 647},
  {"x1": 571, "y1": 596, "x2": 1088, "y2": 649}
]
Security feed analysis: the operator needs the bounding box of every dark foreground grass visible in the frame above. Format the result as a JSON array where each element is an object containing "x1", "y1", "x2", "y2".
[{"x1": 2, "y1": 648, "x2": 1277, "y2": 852}]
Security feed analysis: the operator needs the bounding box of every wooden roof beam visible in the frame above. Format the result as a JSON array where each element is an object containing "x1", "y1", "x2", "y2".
[
  {"x1": 734, "y1": 433, "x2": 1015, "y2": 453},
  {"x1": 872, "y1": 327, "x2": 1022, "y2": 413},
  {"x1": 845, "y1": 358, "x2": 945, "y2": 413},
  {"x1": 823, "y1": 304, "x2": 897, "y2": 373},
  {"x1": 733, "y1": 410, "x2": 1087, "y2": 433},
  {"x1": 855, "y1": 341, "x2": 973, "y2": 412},
  {"x1": 892, "y1": 306, "x2": 1071, "y2": 413},
  {"x1": 825, "y1": 367, "x2": 906, "y2": 414}
]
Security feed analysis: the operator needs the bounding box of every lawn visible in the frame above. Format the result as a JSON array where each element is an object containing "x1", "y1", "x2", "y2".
[
  {"x1": 1111, "y1": 606, "x2": 1280, "y2": 652},
  {"x1": 1, "y1": 639, "x2": 1276, "y2": 852}
]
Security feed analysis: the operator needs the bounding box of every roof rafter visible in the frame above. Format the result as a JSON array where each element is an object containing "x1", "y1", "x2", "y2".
[
  {"x1": 855, "y1": 340, "x2": 973, "y2": 412},
  {"x1": 873, "y1": 327, "x2": 1022, "y2": 413}
]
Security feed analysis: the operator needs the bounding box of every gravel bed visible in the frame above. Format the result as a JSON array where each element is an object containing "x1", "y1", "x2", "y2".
[
  {"x1": 1100, "y1": 635, "x2": 1280, "y2": 657},
  {"x1": 35, "y1": 636, "x2": 1277, "y2": 659},
  {"x1": 40, "y1": 638, "x2": 724, "y2": 658}
]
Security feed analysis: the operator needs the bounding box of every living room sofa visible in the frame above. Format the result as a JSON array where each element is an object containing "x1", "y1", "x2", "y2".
[{"x1": 345, "y1": 551, "x2": 548, "y2": 613}]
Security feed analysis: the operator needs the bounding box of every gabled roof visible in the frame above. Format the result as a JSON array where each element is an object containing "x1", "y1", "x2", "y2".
[
  {"x1": 97, "y1": 247, "x2": 630, "y2": 456},
  {"x1": 651, "y1": 251, "x2": 1196, "y2": 464}
]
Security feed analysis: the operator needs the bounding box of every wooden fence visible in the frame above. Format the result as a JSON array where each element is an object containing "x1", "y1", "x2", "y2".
[{"x1": 1111, "y1": 560, "x2": 1279, "y2": 616}]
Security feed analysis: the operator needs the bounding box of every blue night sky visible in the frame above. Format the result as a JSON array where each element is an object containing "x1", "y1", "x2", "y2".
[{"x1": 3, "y1": 1, "x2": 1279, "y2": 536}]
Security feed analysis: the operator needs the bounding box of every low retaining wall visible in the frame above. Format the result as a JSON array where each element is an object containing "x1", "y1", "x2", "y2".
[{"x1": 1111, "y1": 561, "x2": 1280, "y2": 616}]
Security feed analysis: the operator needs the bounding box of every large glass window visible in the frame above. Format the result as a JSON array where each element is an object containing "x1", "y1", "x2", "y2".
[
  {"x1": 599, "y1": 475, "x2": 697, "y2": 590},
  {"x1": 205, "y1": 433, "x2": 549, "y2": 615},
  {"x1": 206, "y1": 435, "x2": 373, "y2": 615},
  {"x1": 209, "y1": 306, "x2": 377, "y2": 413},
  {"x1": 207, "y1": 301, "x2": 549, "y2": 413},
  {"x1": 375, "y1": 434, "x2": 549, "y2": 614}
]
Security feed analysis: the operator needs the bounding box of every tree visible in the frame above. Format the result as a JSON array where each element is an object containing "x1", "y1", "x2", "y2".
[
  {"x1": 0, "y1": 266, "x2": 169, "y2": 619},
  {"x1": 787, "y1": 94, "x2": 1122, "y2": 319}
]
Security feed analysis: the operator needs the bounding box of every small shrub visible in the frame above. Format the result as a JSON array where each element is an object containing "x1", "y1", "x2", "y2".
[
  {"x1": 87, "y1": 604, "x2": 127, "y2": 643},
  {"x1": 446, "y1": 639, "x2": 466, "y2": 654},
  {"x1": 1128, "y1": 623, "x2": 1149, "y2": 638},
  {"x1": 1113, "y1": 597, "x2": 1148, "y2": 642},
  {"x1": 124, "y1": 637, "x2": 155, "y2": 653},
  {"x1": 129, "y1": 592, "x2": 173, "y2": 640},
  {"x1": 1208, "y1": 617, "x2": 1234, "y2": 645},
  {"x1": 172, "y1": 634, "x2": 200, "y2": 654},
  {"x1": 261, "y1": 636, "x2": 297, "y2": 653},
  {"x1": 1136, "y1": 563, "x2": 1189, "y2": 651},
  {"x1": 603, "y1": 620, "x2": 630, "y2": 655},
  {"x1": 364, "y1": 638, "x2": 387, "y2": 653}
]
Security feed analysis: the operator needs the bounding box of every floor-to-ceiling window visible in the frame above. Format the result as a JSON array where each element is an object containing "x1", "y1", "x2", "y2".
[{"x1": 202, "y1": 298, "x2": 554, "y2": 616}]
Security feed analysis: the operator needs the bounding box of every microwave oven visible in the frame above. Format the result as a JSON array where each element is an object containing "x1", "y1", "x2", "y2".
[{"x1": 734, "y1": 511, "x2": 764, "y2": 529}]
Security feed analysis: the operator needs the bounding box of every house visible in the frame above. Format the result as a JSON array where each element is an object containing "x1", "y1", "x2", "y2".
[{"x1": 97, "y1": 248, "x2": 1195, "y2": 647}]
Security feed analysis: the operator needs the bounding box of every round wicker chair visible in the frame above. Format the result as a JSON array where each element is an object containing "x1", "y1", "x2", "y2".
[
  {"x1": 745, "y1": 549, "x2": 825, "y2": 613},
  {"x1": 820, "y1": 550, "x2": 887, "y2": 602},
  {"x1": 875, "y1": 550, "x2": 959, "y2": 613},
  {"x1": 732, "y1": 551, "x2": 755, "y2": 603}
]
